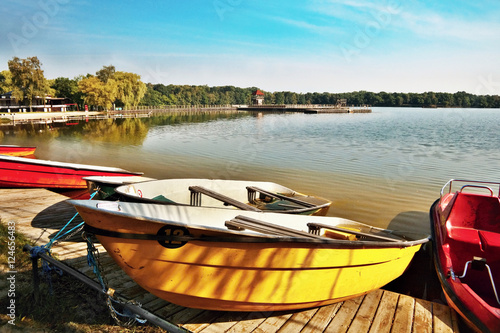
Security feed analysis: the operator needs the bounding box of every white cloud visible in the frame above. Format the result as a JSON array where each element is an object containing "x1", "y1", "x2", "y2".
[{"x1": 398, "y1": 11, "x2": 500, "y2": 41}]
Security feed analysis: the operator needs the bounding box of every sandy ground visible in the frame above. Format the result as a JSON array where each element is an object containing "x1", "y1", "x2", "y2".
[{"x1": 0, "y1": 111, "x2": 104, "y2": 120}]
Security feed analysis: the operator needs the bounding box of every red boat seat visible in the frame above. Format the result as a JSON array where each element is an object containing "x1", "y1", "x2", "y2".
[
  {"x1": 448, "y1": 227, "x2": 500, "y2": 252},
  {"x1": 447, "y1": 193, "x2": 500, "y2": 234}
]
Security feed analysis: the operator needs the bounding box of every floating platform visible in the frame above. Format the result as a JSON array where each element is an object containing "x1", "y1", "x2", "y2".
[{"x1": 0, "y1": 188, "x2": 458, "y2": 332}]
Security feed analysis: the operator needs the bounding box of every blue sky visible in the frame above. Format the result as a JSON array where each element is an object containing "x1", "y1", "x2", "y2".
[{"x1": 1, "y1": 0, "x2": 500, "y2": 94}]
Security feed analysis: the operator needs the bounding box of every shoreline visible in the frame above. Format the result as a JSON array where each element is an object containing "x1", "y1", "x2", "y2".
[{"x1": 0, "y1": 111, "x2": 104, "y2": 120}]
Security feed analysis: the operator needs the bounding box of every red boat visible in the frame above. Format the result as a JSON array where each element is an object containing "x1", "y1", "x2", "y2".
[
  {"x1": 431, "y1": 179, "x2": 500, "y2": 333},
  {"x1": 0, "y1": 145, "x2": 36, "y2": 156},
  {"x1": 0, "y1": 155, "x2": 142, "y2": 189}
]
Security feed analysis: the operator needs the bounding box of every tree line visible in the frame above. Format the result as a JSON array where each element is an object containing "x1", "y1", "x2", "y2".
[
  {"x1": 1, "y1": 57, "x2": 499, "y2": 110},
  {"x1": 141, "y1": 84, "x2": 500, "y2": 108},
  {"x1": 0, "y1": 57, "x2": 146, "y2": 111}
]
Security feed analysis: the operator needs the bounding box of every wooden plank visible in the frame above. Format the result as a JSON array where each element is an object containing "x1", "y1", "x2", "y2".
[
  {"x1": 125, "y1": 288, "x2": 157, "y2": 305},
  {"x1": 368, "y1": 290, "x2": 399, "y2": 333},
  {"x1": 412, "y1": 298, "x2": 432, "y2": 333},
  {"x1": 432, "y1": 302, "x2": 454, "y2": 333},
  {"x1": 142, "y1": 297, "x2": 172, "y2": 313},
  {"x1": 225, "y1": 315, "x2": 267, "y2": 333},
  {"x1": 196, "y1": 312, "x2": 249, "y2": 333},
  {"x1": 275, "y1": 307, "x2": 318, "y2": 332},
  {"x1": 189, "y1": 186, "x2": 261, "y2": 211},
  {"x1": 449, "y1": 308, "x2": 460, "y2": 333},
  {"x1": 252, "y1": 313, "x2": 294, "y2": 333},
  {"x1": 165, "y1": 307, "x2": 207, "y2": 328},
  {"x1": 392, "y1": 294, "x2": 415, "y2": 333},
  {"x1": 347, "y1": 289, "x2": 384, "y2": 333},
  {"x1": 181, "y1": 310, "x2": 226, "y2": 333},
  {"x1": 154, "y1": 303, "x2": 186, "y2": 319},
  {"x1": 324, "y1": 296, "x2": 363, "y2": 333},
  {"x1": 301, "y1": 302, "x2": 343, "y2": 333}
]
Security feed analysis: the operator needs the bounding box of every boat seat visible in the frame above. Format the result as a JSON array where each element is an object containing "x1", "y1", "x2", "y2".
[
  {"x1": 447, "y1": 192, "x2": 500, "y2": 233},
  {"x1": 225, "y1": 215, "x2": 324, "y2": 239},
  {"x1": 189, "y1": 186, "x2": 261, "y2": 212},
  {"x1": 448, "y1": 227, "x2": 500, "y2": 249},
  {"x1": 447, "y1": 227, "x2": 500, "y2": 266}
]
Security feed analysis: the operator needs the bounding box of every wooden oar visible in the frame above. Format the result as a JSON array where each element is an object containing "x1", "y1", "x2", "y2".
[
  {"x1": 307, "y1": 222, "x2": 403, "y2": 242},
  {"x1": 225, "y1": 215, "x2": 324, "y2": 239},
  {"x1": 246, "y1": 186, "x2": 316, "y2": 207}
]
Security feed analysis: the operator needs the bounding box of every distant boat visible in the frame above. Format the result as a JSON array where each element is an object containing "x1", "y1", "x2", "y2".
[
  {"x1": 70, "y1": 200, "x2": 429, "y2": 312},
  {"x1": 0, "y1": 155, "x2": 142, "y2": 189},
  {"x1": 431, "y1": 179, "x2": 500, "y2": 333},
  {"x1": 84, "y1": 175, "x2": 156, "y2": 200},
  {"x1": 0, "y1": 145, "x2": 36, "y2": 156},
  {"x1": 115, "y1": 178, "x2": 332, "y2": 216}
]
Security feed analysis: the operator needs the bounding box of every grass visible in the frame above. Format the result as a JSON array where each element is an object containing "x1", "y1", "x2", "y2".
[{"x1": 0, "y1": 221, "x2": 161, "y2": 332}]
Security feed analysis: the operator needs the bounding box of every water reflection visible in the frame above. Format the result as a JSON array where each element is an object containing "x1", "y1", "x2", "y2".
[{"x1": 81, "y1": 118, "x2": 149, "y2": 145}]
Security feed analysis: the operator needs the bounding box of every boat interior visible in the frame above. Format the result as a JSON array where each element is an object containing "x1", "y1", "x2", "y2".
[
  {"x1": 120, "y1": 180, "x2": 330, "y2": 214},
  {"x1": 445, "y1": 190, "x2": 500, "y2": 308}
]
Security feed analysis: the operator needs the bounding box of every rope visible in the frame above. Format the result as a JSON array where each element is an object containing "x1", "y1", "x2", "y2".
[
  {"x1": 84, "y1": 230, "x2": 148, "y2": 326},
  {"x1": 31, "y1": 189, "x2": 147, "y2": 326},
  {"x1": 45, "y1": 190, "x2": 99, "y2": 250},
  {"x1": 29, "y1": 245, "x2": 62, "y2": 293}
]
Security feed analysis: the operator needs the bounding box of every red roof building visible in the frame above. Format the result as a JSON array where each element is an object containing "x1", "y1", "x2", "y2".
[{"x1": 251, "y1": 89, "x2": 265, "y2": 105}]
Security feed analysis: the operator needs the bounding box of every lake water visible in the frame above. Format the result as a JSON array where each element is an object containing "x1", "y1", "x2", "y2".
[{"x1": 3, "y1": 107, "x2": 500, "y2": 235}]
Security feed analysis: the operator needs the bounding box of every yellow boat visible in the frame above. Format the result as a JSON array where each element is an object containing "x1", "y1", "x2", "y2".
[{"x1": 69, "y1": 200, "x2": 429, "y2": 312}]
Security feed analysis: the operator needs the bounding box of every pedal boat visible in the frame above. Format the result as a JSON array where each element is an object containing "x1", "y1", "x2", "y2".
[{"x1": 430, "y1": 179, "x2": 500, "y2": 333}]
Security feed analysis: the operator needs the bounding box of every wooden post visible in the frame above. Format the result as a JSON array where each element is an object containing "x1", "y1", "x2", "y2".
[{"x1": 24, "y1": 245, "x2": 40, "y2": 303}]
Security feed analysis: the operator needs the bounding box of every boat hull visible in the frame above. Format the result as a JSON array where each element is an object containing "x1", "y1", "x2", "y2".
[
  {"x1": 72, "y1": 201, "x2": 427, "y2": 312},
  {"x1": 431, "y1": 180, "x2": 500, "y2": 333},
  {"x1": 0, "y1": 145, "x2": 36, "y2": 156},
  {"x1": 0, "y1": 155, "x2": 142, "y2": 189}
]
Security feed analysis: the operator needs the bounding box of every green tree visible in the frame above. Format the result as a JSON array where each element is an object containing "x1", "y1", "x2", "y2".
[
  {"x1": 0, "y1": 70, "x2": 13, "y2": 94},
  {"x1": 52, "y1": 77, "x2": 84, "y2": 109},
  {"x1": 78, "y1": 75, "x2": 117, "y2": 110},
  {"x1": 275, "y1": 92, "x2": 285, "y2": 104},
  {"x1": 96, "y1": 65, "x2": 116, "y2": 83},
  {"x1": 8, "y1": 56, "x2": 50, "y2": 112},
  {"x1": 78, "y1": 66, "x2": 146, "y2": 110},
  {"x1": 114, "y1": 71, "x2": 147, "y2": 108}
]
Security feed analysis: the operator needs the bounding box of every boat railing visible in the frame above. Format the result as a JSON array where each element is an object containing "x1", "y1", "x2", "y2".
[
  {"x1": 440, "y1": 179, "x2": 500, "y2": 198},
  {"x1": 451, "y1": 256, "x2": 500, "y2": 306}
]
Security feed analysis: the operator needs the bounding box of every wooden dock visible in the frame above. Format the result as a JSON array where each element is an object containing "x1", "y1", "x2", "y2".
[
  {"x1": 0, "y1": 188, "x2": 459, "y2": 332},
  {"x1": 238, "y1": 105, "x2": 372, "y2": 114}
]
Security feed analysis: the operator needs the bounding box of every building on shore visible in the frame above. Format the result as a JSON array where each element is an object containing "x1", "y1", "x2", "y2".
[
  {"x1": 0, "y1": 91, "x2": 74, "y2": 113},
  {"x1": 251, "y1": 89, "x2": 265, "y2": 105}
]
